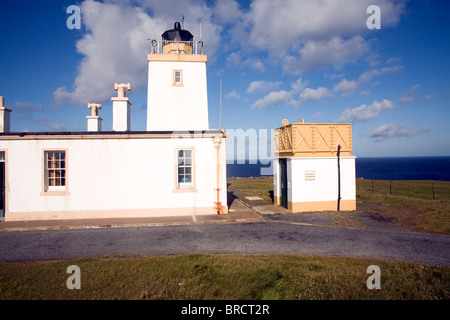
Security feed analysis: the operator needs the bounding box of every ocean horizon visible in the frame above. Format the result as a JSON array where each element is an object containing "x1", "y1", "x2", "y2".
[{"x1": 226, "y1": 156, "x2": 450, "y2": 181}]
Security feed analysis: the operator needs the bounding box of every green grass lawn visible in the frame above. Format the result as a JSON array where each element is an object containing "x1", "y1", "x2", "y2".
[
  {"x1": 355, "y1": 179, "x2": 450, "y2": 234},
  {"x1": 0, "y1": 254, "x2": 448, "y2": 300},
  {"x1": 228, "y1": 177, "x2": 450, "y2": 235},
  {"x1": 228, "y1": 177, "x2": 274, "y2": 205},
  {"x1": 1, "y1": 177, "x2": 449, "y2": 300}
]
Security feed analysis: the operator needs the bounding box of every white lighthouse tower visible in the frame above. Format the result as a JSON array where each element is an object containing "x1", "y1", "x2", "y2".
[{"x1": 147, "y1": 22, "x2": 209, "y2": 131}]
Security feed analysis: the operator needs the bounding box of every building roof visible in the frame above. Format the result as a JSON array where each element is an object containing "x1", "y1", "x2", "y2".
[
  {"x1": 161, "y1": 22, "x2": 193, "y2": 42},
  {"x1": 0, "y1": 130, "x2": 225, "y2": 140}
]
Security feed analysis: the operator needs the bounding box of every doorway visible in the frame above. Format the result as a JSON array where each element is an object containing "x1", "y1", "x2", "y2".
[{"x1": 279, "y1": 158, "x2": 288, "y2": 208}]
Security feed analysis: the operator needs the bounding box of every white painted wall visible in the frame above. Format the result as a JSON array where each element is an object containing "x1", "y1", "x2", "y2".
[
  {"x1": 147, "y1": 61, "x2": 209, "y2": 131},
  {"x1": 0, "y1": 135, "x2": 227, "y2": 221},
  {"x1": 273, "y1": 156, "x2": 356, "y2": 207},
  {"x1": 289, "y1": 157, "x2": 356, "y2": 204},
  {"x1": 272, "y1": 159, "x2": 280, "y2": 199}
]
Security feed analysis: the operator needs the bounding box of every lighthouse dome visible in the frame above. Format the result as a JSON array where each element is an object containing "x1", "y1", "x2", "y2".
[{"x1": 162, "y1": 22, "x2": 193, "y2": 42}]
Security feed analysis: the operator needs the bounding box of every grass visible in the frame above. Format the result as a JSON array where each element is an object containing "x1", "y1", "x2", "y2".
[
  {"x1": 356, "y1": 179, "x2": 450, "y2": 234},
  {"x1": 1, "y1": 177, "x2": 448, "y2": 300},
  {"x1": 228, "y1": 176, "x2": 450, "y2": 235},
  {"x1": 0, "y1": 254, "x2": 448, "y2": 300},
  {"x1": 228, "y1": 177, "x2": 274, "y2": 205}
]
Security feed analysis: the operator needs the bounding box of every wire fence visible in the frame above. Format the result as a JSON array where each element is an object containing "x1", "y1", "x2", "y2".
[{"x1": 356, "y1": 179, "x2": 450, "y2": 201}]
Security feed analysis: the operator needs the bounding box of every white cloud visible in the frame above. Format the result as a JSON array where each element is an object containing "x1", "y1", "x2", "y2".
[
  {"x1": 250, "y1": 77, "x2": 307, "y2": 109},
  {"x1": 419, "y1": 94, "x2": 435, "y2": 102},
  {"x1": 212, "y1": 0, "x2": 243, "y2": 25},
  {"x1": 227, "y1": 52, "x2": 265, "y2": 71},
  {"x1": 370, "y1": 123, "x2": 428, "y2": 142},
  {"x1": 245, "y1": 0, "x2": 405, "y2": 50},
  {"x1": 333, "y1": 79, "x2": 359, "y2": 94},
  {"x1": 251, "y1": 90, "x2": 294, "y2": 110},
  {"x1": 358, "y1": 65, "x2": 404, "y2": 84},
  {"x1": 242, "y1": 0, "x2": 406, "y2": 73},
  {"x1": 399, "y1": 84, "x2": 420, "y2": 103},
  {"x1": 52, "y1": 0, "x2": 408, "y2": 107},
  {"x1": 386, "y1": 56, "x2": 402, "y2": 65},
  {"x1": 14, "y1": 101, "x2": 43, "y2": 111},
  {"x1": 246, "y1": 80, "x2": 282, "y2": 94},
  {"x1": 225, "y1": 90, "x2": 240, "y2": 99},
  {"x1": 226, "y1": 52, "x2": 241, "y2": 67},
  {"x1": 248, "y1": 59, "x2": 265, "y2": 72},
  {"x1": 300, "y1": 87, "x2": 331, "y2": 102},
  {"x1": 296, "y1": 36, "x2": 370, "y2": 72},
  {"x1": 333, "y1": 65, "x2": 403, "y2": 96},
  {"x1": 290, "y1": 78, "x2": 307, "y2": 94},
  {"x1": 53, "y1": 0, "x2": 222, "y2": 106},
  {"x1": 338, "y1": 99, "x2": 395, "y2": 123}
]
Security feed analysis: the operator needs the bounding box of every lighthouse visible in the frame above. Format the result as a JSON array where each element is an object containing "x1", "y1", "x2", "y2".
[
  {"x1": 147, "y1": 22, "x2": 209, "y2": 131},
  {"x1": 0, "y1": 20, "x2": 228, "y2": 222}
]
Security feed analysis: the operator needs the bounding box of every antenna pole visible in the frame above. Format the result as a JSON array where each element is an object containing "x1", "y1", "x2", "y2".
[{"x1": 220, "y1": 79, "x2": 222, "y2": 130}]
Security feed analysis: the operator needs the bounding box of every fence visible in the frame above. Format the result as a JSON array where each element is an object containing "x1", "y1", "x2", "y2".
[
  {"x1": 356, "y1": 179, "x2": 450, "y2": 201},
  {"x1": 150, "y1": 40, "x2": 204, "y2": 55}
]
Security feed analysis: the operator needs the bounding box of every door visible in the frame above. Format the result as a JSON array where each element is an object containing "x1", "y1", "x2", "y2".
[{"x1": 279, "y1": 159, "x2": 288, "y2": 208}]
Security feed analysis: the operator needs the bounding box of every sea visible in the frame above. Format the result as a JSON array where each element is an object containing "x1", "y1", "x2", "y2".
[{"x1": 226, "y1": 156, "x2": 450, "y2": 181}]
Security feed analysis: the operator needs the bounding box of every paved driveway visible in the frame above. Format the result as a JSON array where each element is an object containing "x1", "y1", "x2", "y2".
[{"x1": 1, "y1": 221, "x2": 449, "y2": 266}]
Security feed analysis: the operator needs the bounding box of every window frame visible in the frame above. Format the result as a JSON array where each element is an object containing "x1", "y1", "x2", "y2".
[
  {"x1": 174, "y1": 147, "x2": 197, "y2": 193},
  {"x1": 41, "y1": 149, "x2": 70, "y2": 196},
  {"x1": 172, "y1": 69, "x2": 183, "y2": 87}
]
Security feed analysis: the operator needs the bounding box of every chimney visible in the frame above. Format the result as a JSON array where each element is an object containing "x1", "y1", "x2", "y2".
[
  {"x1": 86, "y1": 103, "x2": 102, "y2": 132},
  {"x1": 0, "y1": 96, "x2": 12, "y2": 133},
  {"x1": 111, "y1": 82, "x2": 132, "y2": 131}
]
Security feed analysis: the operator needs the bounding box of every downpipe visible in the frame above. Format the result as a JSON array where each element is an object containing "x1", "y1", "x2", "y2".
[
  {"x1": 337, "y1": 144, "x2": 341, "y2": 212},
  {"x1": 213, "y1": 136, "x2": 225, "y2": 214}
]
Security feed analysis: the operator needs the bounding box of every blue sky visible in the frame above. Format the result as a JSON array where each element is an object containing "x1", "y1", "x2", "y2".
[{"x1": 1, "y1": 0, "x2": 449, "y2": 158}]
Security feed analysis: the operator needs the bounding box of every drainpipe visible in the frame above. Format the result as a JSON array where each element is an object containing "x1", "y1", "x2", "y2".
[
  {"x1": 213, "y1": 135, "x2": 223, "y2": 214},
  {"x1": 337, "y1": 144, "x2": 341, "y2": 212}
]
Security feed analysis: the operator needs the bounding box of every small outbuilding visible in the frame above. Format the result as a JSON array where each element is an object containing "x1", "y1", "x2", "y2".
[{"x1": 273, "y1": 119, "x2": 356, "y2": 212}]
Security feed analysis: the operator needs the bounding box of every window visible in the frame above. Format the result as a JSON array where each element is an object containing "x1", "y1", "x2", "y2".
[
  {"x1": 45, "y1": 151, "x2": 66, "y2": 191},
  {"x1": 177, "y1": 149, "x2": 192, "y2": 188},
  {"x1": 174, "y1": 71, "x2": 181, "y2": 84},
  {"x1": 177, "y1": 149, "x2": 192, "y2": 187},
  {"x1": 174, "y1": 148, "x2": 197, "y2": 193},
  {"x1": 173, "y1": 69, "x2": 183, "y2": 86}
]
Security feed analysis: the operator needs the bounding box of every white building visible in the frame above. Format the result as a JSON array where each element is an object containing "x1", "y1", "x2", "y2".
[
  {"x1": 273, "y1": 119, "x2": 356, "y2": 212},
  {"x1": 0, "y1": 22, "x2": 228, "y2": 222}
]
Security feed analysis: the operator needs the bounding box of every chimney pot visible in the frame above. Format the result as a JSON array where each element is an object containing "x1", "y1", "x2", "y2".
[
  {"x1": 86, "y1": 102, "x2": 102, "y2": 132},
  {"x1": 114, "y1": 82, "x2": 131, "y2": 98}
]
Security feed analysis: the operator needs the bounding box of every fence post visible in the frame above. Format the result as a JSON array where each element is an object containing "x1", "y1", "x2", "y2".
[{"x1": 432, "y1": 182, "x2": 435, "y2": 200}]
